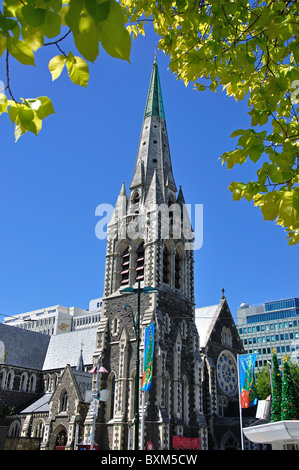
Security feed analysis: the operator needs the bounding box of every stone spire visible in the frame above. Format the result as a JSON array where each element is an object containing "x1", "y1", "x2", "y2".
[
  {"x1": 76, "y1": 341, "x2": 84, "y2": 372},
  {"x1": 129, "y1": 58, "x2": 177, "y2": 209}
]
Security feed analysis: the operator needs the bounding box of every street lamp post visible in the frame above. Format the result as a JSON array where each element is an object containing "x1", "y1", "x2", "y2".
[
  {"x1": 120, "y1": 280, "x2": 157, "y2": 451},
  {"x1": 90, "y1": 354, "x2": 101, "y2": 451}
]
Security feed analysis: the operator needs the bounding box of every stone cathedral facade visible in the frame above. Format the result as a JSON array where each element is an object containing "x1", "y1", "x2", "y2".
[{"x1": 86, "y1": 59, "x2": 208, "y2": 450}]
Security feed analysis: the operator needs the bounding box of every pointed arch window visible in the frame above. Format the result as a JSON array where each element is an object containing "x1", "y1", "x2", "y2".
[
  {"x1": 28, "y1": 374, "x2": 37, "y2": 393},
  {"x1": 136, "y1": 242, "x2": 144, "y2": 281},
  {"x1": 182, "y1": 375, "x2": 188, "y2": 424},
  {"x1": 6, "y1": 370, "x2": 14, "y2": 390},
  {"x1": 20, "y1": 372, "x2": 28, "y2": 392},
  {"x1": 163, "y1": 246, "x2": 170, "y2": 284},
  {"x1": 121, "y1": 247, "x2": 130, "y2": 285},
  {"x1": 60, "y1": 390, "x2": 68, "y2": 413},
  {"x1": 107, "y1": 374, "x2": 116, "y2": 421},
  {"x1": 132, "y1": 190, "x2": 140, "y2": 205}
]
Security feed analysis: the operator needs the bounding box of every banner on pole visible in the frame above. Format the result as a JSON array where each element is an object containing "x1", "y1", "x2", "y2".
[
  {"x1": 141, "y1": 322, "x2": 154, "y2": 392},
  {"x1": 238, "y1": 353, "x2": 258, "y2": 409}
]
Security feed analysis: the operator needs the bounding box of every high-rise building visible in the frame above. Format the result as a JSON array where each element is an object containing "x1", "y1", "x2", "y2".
[{"x1": 237, "y1": 298, "x2": 299, "y2": 367}]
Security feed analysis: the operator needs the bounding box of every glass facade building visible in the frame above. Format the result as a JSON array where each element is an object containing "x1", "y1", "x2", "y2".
[{"x1": 237, "y1": 298, "x2": 299, "y2": 368}]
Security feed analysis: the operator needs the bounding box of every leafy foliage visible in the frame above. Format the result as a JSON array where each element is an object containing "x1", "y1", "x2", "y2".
[
  {"x1": 120, "y1": 0, "x2": 299, "y2": 244},
  {"x1": 255, "y1": 365, "x2": 271, "y2": 400},
  {"x1": 0, "y1": 0, "x2": 131, "y2": 140},
  {"x1": 1, "y1": 0, "x2": 299, "y2": 243},
  {"x1": 281, "y1": 357, "x2": 299, "y2": 420},
  {"x1": 270, "y1": 350, "x2": 282, "y2": 422}
]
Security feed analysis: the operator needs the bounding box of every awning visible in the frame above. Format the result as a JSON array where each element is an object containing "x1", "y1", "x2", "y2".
[{"x1": 243, "y1": 420, "x2": 299, "y2": 444}]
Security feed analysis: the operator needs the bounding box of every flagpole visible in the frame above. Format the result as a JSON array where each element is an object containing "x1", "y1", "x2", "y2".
[
  {"x1": 237, "y1": 354, "x2": 244, "y2": 450},
  {"x1": 140, "y1": 392, "x2": 145, "y2": 450}
]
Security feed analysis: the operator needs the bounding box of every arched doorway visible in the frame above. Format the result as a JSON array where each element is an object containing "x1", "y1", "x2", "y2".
[
  {"x1": 55, "y1": 428, "x2": 67, "y2": 450},
  {"x1": 220, "y1": 431, "x2": 239, "y2": 450}
]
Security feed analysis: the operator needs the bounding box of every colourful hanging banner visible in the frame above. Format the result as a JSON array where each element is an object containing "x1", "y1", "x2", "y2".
[
  {"x1": 238, "y1": 353, "x2": 258, "y2": 409},
  {"x1": 141, "y1": 322, "x2": 154, "y2": 392}
]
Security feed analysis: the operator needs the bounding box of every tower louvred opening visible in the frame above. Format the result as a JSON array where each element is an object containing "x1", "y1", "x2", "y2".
[
  {"x1": 175, "y1": 251, "x2": 181, "y2": 289},
  {"x1": 163, "y1": 246, "x2": 170, "y2": 284},
  {"x1": 136, "y1": 242, "x2": 144, "y2": 281},
  {"x1": 121, "y1": 248, "x2": 130, "y2": 285}
]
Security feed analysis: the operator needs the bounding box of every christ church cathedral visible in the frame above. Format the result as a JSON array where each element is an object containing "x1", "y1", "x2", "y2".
[{"x1": 0, "y1": 59, "x2": 262, "y2": 451}]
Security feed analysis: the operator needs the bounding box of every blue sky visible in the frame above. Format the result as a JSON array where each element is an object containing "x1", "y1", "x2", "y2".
[{"x1": 0, "y1": 24, "x2": 297, "y2": 323}]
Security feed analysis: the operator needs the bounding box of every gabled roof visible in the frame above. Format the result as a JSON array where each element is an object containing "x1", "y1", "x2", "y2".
[{"x1": 195, "y1": 303, "x2": 220, "y2": 348}]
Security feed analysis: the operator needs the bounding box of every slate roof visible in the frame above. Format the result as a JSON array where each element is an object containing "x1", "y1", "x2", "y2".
[
  {"x1": 0, "y1": 323, "x2": 50, "y2": 369},
  {"x1": 20, "y1": 393, "x2": 52, "y2": 414},
  {"x1": 42, "y1": 327, "x2": 97, "y2": 370},
  {"x1": 0, "y1": 322, "x2": 98, "y2": 372}
]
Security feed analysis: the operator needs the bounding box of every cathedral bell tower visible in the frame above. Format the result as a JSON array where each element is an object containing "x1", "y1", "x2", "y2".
[{"x1": 90, "y1": 59, "x2": 207, "y2": 450}]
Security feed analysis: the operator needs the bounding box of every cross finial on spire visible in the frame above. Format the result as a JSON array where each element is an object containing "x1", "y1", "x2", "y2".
[
  {"x1": 221, "y1": 287, "x2": 225, "y2": 299},
  {"x1": 154, "y1": 44, "x2": 158, "y2": 63}
]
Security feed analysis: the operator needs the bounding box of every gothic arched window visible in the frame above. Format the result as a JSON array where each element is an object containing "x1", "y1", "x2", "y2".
[
  {"x1": 60, "y1": 390, "x2": 68, "y2": 413},
  {"x1": 107, "y1": 374, "x2": 116, "y2": 421},
  {"x1": 7, "y1": 370, "x2": 14, "y2": 390},
  {"x1": 182, "y1": 375, "x2": 188, "y2": 424},
  {"x1": 136, "y1": 242, "x2": 144, "y2": 281},
  {"x1": 20, "y1": 372, "x2": 28, "y2": 392},
  {"x1": 28, "y1": 374, "x2": 37, "y2": 393},
  {"x1": 132, "y1": 190, "x2": 140, "y2": 205}
]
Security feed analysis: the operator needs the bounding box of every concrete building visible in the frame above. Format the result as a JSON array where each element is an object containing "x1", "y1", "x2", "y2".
[
  {"x1": 237, "y1": 298, "x2": 299, "y2": 368},
  {"x1": 3, "y1": 298, "x2": 102, "y2": 335}
]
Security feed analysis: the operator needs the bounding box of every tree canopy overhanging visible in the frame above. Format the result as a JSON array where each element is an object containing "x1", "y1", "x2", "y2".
[{"x1": 0, "y1": 0, "x2": 298, "y2": 244}]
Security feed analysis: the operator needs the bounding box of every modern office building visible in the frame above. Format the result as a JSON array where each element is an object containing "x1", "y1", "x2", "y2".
[
  {"x1": 237, "y1": 298, "x2": 299, "y2": 368},
  {"x1": 2, "y1": 298, "x2": 102, "y2": 335}
]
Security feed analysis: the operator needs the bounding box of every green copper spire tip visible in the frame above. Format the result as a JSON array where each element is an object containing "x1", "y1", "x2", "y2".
[{"x1": 144, "y1": 59, "x2": 166, "y2": 121}]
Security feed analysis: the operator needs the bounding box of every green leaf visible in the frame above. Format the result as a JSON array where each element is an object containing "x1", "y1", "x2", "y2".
[
  {"x1": 73, "y1": 13, "x2": 99, "y2": 62},
  {"x1": 0, "y1": 94, "x2": 8, "y2": 114},
  {"x1": 8, "y1": 38, "x2": 35, "y2": 65},
  {"x1": 248, "y1": 143, "x2": 265, "y2": 163},
  {"x1": 22, "y1": 26, "x2": 44, "y2": 51},
  {"x1": 35, "y1": 97, "x2": 55, "y2": 119},
  {"x1": 43, "y1": 11, "x2": 61, "y2": 38},
  {"x1": 66, "y1": 53, "x2": 89, "y2": 87},
  {"x1": 230, "y1": 129, "x2": 245, "y2": 138},
  {"x1": 254, "y1": 192, "x2": 280, "y2": 221},
  {"x1": 18, "y1": 106, "x2": 34, "y2": 129},
  {"x1": 21, "y1": 5, "x2": 47, "y2": 28},
  {"x1": 278, "y1": 191, "x2": 299, "y2": 229},
  {"x1": 8, "y1": 102, "x2": 19, "y2": 123},
  {"x1": 49, "y1": 54, "x2": 66, "y2": 80},
  {"x1": 0, "y1": 33, "x2": 7, "y2": 57},
  {"x1": 65, "y1": 0, "x2": 84, "y2": 32},
  {"x1": 85, "y1": 0, "x2": 110, "y2": 21},
  {"x1": 97, "y1": 1, "x2": 131, "y2": 61}
]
